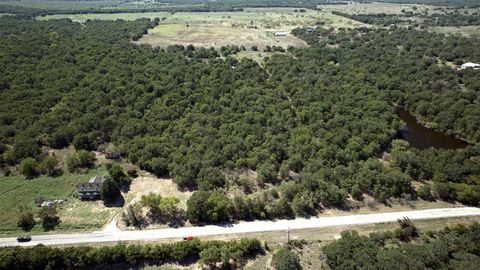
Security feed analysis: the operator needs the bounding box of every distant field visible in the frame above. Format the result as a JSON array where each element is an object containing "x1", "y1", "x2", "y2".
[
  {"x1": 318, "y1": 2, "x2": 436, "y2": 15},
  {"x1": 136, "y1": 24, "x2": 308, "y2": 50},
  {"x1": 432, "y1": 25, "x2": 480, "y2": 36},
  {"x1": 134, "y1": 8, "x2": 366, "y2": 49},
  {"x1": 38, "y1": 7, "x2": 371, "y2": 49},
  {"x1": 0, "y1": 0, "x2": 123, "y2": 10},
  {"x1": 0, "y1": 0, "x2": 171, "y2": 10},
  {"x1": 40, "y1": 11, "x2": 170, "y2": 22}
]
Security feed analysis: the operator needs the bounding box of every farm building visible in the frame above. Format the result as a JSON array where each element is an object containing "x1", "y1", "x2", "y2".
[
  {"x1": 460, "y1": 62, "x2": 480, "y2": 70},
  {"x1": 274, "y1": 31, "x2": 289, "y2": 37},
  {"x1": 77, "y1": 175, "x2": 106, "y2": 200}
]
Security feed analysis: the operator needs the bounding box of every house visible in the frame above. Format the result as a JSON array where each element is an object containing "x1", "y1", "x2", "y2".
[
  {"x1": 274, "y1": 31, "x2": 289, "y2": 37},
  {"x1": 77, "y1": 175, "x2": 106, "y2": 200},
  {"x1": 460, "y1": 62, "x2": 480, "y2": 70}
]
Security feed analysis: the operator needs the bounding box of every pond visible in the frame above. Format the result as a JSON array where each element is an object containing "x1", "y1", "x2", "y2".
[{"x1": 397, "y1": 109, "x2": 468, "y2": 150}]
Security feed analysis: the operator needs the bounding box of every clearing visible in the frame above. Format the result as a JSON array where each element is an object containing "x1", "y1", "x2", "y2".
[
  {"x1": 39, "y1": 8, "x2": 370, "y2": 49},
  {"x1": 135, "y1": 24, "x2": 307, "y2": 50},
  {"x1": 0, "y1": 168, "x2": 116, "y2": 236}
]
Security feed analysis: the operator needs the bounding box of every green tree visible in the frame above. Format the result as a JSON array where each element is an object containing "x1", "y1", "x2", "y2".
[
  {"x1": 271, "y1": 247, "x2": 301, "y2": 270},
  {"x1": 417, "y1": 185, "x2": 434, "y2": 201},
  {"x1": 197, "y1": 167, "x2": 226, "y2": 191},
  {"x1": 77, "y1": 150, "x2": 95, "y2": 168},
  {"x1": 38, "y1": 206, "x2": 60, "y2": 231},
  {"x1": 40, "y1": 155, "x2": 60, "y2": 176},
  {"x1": 351, "y1": 184, "x2": 363, "y2": 201},
  {"x1": 65, "y1": 153, "x2": 80, "y2": 173},
  {"x1": 292, "y1": 191, "x2": 316, "y2": 217},
  {"x1": 17, "y1": 206, "x2": 35, "y2": 231},
  {"x1": 186, "y1": 191, "x2": 233, "y2": 224},
  {"x1": 140, "y1": 193, "x2": 162, "y2": 217},
  {"x1": 101, "y1": 178, "x2": 121, "y2": 205},
  {"x1": 108, "y1": 164, "x2": 131, "y2": 187},
  {"x1": 148, "y1": 157, "x2": 169, "y2": 177},
  {"x1": 20, "y1": 157, "x2": 39, "y2": 179},
  {"x1": 159, "y1": 196, "x2": 181, "y2": 220},
  {"x1": 394, "y1": 217, "x2": 419, "y2": 242},
  {"x1": 122, "y1": 203, "x2": 144, "y2": 228}
]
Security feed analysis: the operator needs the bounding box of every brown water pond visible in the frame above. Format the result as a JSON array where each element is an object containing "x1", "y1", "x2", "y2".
[{"x1": 397, "y1": 109, "x2": 468, "y2": 150}]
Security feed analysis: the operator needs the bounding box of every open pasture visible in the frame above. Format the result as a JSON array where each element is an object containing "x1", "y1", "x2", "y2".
[
  {"x1": 135, "y1": 23, "x2": 308, "y2": 50},
  {"x1": 319, "y1": 2, "x2": 436, "y2": 15},
  {"x1": 134, "y1": 8, "x2": 366, "y2": 49},
  {"x1": 39, "y1": 7, "x2": 370, "y2": 49}
]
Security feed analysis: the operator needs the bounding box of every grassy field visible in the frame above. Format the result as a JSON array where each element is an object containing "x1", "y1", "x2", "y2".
[
  {"x1": 319, "y1": 2, "x2": 436, "y2": 15},
  {"x1": 134, "y1": 8, "x2": 364, "y2": 49},
  {"x1": 136, "y1": 24, "x2": 308, "y2": 50},
  {"x1": 0, "y1": 167, "x2": 118, "y2": 236},
  {"x1": 432, "y1": 25, "x2": 480, "y2": 36},
  {"x1": 39, "y1": 7, "x2": 368, "y2": 49}
]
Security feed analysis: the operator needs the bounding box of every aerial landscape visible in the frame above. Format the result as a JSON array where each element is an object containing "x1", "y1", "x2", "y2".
[{"x1": 0, "y1": 0, "x2": 480, "y2": 269}]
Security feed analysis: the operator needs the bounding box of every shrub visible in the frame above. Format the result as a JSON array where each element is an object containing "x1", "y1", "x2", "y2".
[
  {"x1": 417, "y1": 185, "x2": 434, "y2": 201},
  {"x1": 17, "y1": 207, "x2": 35, "y2": 231},
  {"x1": 40, "y1": 155, "x2": 60, "y2": 176},
  {"x1": 19, "y1": 157, "x2": 39, "y2": 179},
  {"x1": 38, "y1": 205, "x2": 60, "y2": 231},
  {"x1": 271, "y1": 247, "x2": 301, "y2": 270}
]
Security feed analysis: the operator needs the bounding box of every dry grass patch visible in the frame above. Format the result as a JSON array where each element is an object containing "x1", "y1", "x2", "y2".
[
  {"x1": 125, "y1": 176, "x2": 192, "y2": 210},
  {"x1": 134, "y1": 23, "x2": 307, "y2": 50}
]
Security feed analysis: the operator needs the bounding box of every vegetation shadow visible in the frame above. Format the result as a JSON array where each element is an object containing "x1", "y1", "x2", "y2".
[{"x1": 104, "y1": 195, "x2": 125, "y2": 208}]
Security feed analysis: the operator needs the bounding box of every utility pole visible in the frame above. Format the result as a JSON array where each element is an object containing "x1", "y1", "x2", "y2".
[{"x1": 287, "y1": 227, "x2": 290, "y2": 243}]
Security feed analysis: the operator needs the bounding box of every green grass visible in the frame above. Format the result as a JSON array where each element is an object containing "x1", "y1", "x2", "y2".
[{"x1": 0, "y1": 168, "x2": 115, "y2": 236}]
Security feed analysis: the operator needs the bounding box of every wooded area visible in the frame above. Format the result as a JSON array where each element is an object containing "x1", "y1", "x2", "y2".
[
  {"x1": 0, "y1": 12, "x2": 479, "y2": 224},
  {"x1": 323, "y1": 220, "x2": 480, "y2": 269}
]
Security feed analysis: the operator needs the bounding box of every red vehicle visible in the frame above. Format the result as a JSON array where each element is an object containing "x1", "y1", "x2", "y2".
[{"x1": 183, "y1": 236, "x2": 194, "y2": 241}]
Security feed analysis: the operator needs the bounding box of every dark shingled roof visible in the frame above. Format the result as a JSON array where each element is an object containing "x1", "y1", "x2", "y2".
[{"x1": 77, "y1": 182, "x2": 103, "y2": 193}]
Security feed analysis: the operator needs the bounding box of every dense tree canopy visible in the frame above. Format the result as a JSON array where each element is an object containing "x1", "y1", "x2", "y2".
[
  {"x1": 323, "y1": 221, "x2": 480, "y2": 270},
  {"x1": 0, "y1": 14, "x2": 480, "y2": 225}
]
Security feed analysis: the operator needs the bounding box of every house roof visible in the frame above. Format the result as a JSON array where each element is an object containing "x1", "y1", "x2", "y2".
[
  {"x1": 77, "y1": 182, "x2": 103, "y2": 193},
  {"x1": 89, "y1": 175, "x2": 106, "y2": 184},
  {"x1": 462, "y1": 62, "x2": 480, "y2": 67}
]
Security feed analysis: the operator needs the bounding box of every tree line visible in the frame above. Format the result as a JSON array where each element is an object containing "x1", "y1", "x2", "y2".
[{"x1": 0, "y1": 238, "x2": 263, "y2": 269}]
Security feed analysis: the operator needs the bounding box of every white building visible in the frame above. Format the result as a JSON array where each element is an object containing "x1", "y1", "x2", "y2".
[
  {"x1": 274, "y1": 31, "x2": 289, "y2": 37},
  {"x1": 460, "y1": 62, "x2": 480, "y2": 70}
]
